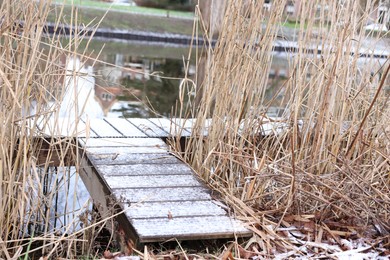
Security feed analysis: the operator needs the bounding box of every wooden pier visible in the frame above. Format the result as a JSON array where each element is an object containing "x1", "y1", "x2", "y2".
[{"x1": 39, "y1": 117, "x2": 251, "y2": 245}]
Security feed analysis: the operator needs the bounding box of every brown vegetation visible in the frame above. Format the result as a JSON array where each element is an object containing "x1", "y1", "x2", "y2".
[
  {"x1": 0, "y1": 0, "x2": 106, "y2": 258},
  {"x1": 173, "y1": 0, "x2": 390, "y2": 257}
]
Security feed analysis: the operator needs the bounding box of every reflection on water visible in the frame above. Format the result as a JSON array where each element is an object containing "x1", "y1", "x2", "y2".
[
  {"x1": 94, "y1": 54, "x2": 190, "y2": 118},
  {"x1": 60, "y1": 40, "x2": 290, "y2": 119}
]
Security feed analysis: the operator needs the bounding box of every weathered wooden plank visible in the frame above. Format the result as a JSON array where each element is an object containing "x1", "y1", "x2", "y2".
[
  {"x1": 105, "y1": 175, "x2": 202, "y2": 189},
  {"x1": 80, "y1": 137, "x2": 167, "y2": 148},
  {"x1": 79, "y1": 155, "x2": 140, "y2": 245},
  {"x1": 132, "y1": 216, "x2": 250, "y2": 242},
  {"x1": 113, "y1": 187, "x2": 211, "y2": 203},
  {"x1": 147, "y1": 118, "x2": 191, "y2": 137},
  {"x1": 87, "y1": 153, "x2": 180, "y2": 165},
  {"x1": 77, "y1": 119, "x2": 99, "y2": 137},
  {"x1": 97, "y1": 163, "x2": 193, "y2": 176},
  {"x1": 35, "y1": 137, "x2": 76, "y2": 166},
  {"x1": 104, "y1": 118, "x2": 147, "y2": 137},
  {"x1": 83, "y1": 118, "x2": 124, "y2": 137},
  {"x1": 127, "y1": 118, "x2": 169, "y2": 137},
  {"x1": 85, "y1": 146, "x2": 167, "y2": 156},
  {"x1": 123, "y1": 201, "x2": 227, "y2": 219}
]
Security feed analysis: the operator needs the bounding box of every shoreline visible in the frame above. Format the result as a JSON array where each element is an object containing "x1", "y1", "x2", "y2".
[{"x1": 43, "y1": 23, "x2": 389, "y2": 60}]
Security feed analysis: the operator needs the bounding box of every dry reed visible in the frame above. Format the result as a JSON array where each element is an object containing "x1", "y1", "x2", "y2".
[
  {"x1": 0, "y1": 0, "x2": 109, "y2": 258},
  {"x1": 174, "y1": 0, "x2": 390, "y2": 254}
]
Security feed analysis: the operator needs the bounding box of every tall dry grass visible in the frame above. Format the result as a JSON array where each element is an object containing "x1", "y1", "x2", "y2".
[
  {"x1": 0, "y1": 0, "x2": 105, "y2": 258},
  {"x1": 176, "y1": 0, "x2": 390, "y2": 238}
]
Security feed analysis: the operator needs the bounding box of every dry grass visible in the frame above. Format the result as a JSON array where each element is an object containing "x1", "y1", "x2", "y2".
[
  {"x1": 1, "y1": 0, "x2": 389, "y2": 258},
  {"x1": 0, "y1": 0, "x2": 112, "y2": 258},
  {"x1": 173, "y1": 0, "x2": 390, "y2": 255}
]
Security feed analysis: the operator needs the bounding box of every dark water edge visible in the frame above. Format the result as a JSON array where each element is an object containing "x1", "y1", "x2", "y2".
[
  {"x1": 43, "y1": 22, "x2": 212, "y2": 46},
  {"x1": 41, "y1": 22, "x2": 389, "y2": 59}
]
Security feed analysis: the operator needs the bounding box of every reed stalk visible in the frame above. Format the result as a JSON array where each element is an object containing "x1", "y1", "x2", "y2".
[
  {"x1": 0, "y1": 0, "x2": 107, "y2": 258},
  {"x1": 175, "y1": 0, "x2": 390, "y2": 244}
]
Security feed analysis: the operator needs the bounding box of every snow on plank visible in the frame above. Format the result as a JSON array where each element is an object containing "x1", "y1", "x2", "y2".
[
  {"x1": 113, "y1": 187, "x2": 211, "y2": 203},
  {"x1": 85, "y1": 146, "x2": 167, "y2": 156},
  {"x1": 82, "y1": 118, "x2": 123, "y2": 137},
  {"x1": 80, "y1": 137, "x2": 167, "y2": 148},
  {"x1": 123, "y1": 201, "x2": 227, "y2": 219},
  {"x1": 87, "y1": 152, "x2": 180, "y2": 165},
  {"x1": 96, "y1": 163, "x2": 193, "y2": 177},
  {"x1": 104, "y1": 118, "x2": 147, "y2": 137},
  {"x1": 147, "y1": 118, "x2": 191, "y2": 137},
  {"x1": 132, "y1": 216, "x2": 250, "y2": 242},
  {"x1": 127, "y1": 118, "x2": 169, "y2": 137},
  {"x1": 105, "y1": 175, "x2": 202, "y2": 189}
]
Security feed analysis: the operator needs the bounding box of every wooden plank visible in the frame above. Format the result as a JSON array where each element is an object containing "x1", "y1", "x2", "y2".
[
  {"x1": 113, "y1": 187, "x2": 211, "y2": 203},
  {"x1": 104, "y1": 118, "x2": 147, "y2": 137},
  {"x1": 85, "y1": 146, "x2": 167, "y2": 155},
  {"x1": 147, "y1": 118, "x2": 191, "y2": 137},
  {"x1": 79, "y1": 154, "x2": 140, "y2": 245},
  {"x1": 87, "y1": 152, "x2": 180, "y2": 165},
  {"x1": 123, "y1": 201, "x2": 227, "y2": 219},
  {"x1": 105, "y1": 175, "x2": 202, "y2": 189},
  {"x1": 82, "y1": 118, "x2": 123, "y2": 137},
  {"x1": 79, "y1": 137, "x2": 167, "y2": 148},
  {"x1": 132, "y1": 216, "x2": 250, "y2": 242},
  {"x1": 76, "y1": 119, "x2": 99, "y2": 137},
  {"x1": 127, "y1": 118, "x2": 169, "y2": 137},
  {"x1": 35, "y1": 137, "x2": 76, "y2": 166},
  {"x1": 97, "y1": 163, "x2": 193, "y2": 176}
]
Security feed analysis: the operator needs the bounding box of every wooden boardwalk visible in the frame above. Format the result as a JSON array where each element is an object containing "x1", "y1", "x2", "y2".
[{"x1": 40, "y1": 117, "x2": 250, "y2": 244}]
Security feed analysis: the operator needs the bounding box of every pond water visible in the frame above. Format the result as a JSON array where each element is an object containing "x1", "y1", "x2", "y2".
[
  {"x1": 60, "y1": 39, "x2": 292, "y2": 120},
  {"x1": 67, "y1": 40, "x2": 197, "y2": 119}
]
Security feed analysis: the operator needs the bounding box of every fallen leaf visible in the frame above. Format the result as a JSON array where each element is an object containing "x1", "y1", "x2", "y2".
[
  {"x1": 103, "y1": 250, "x2": 115, "y2": 259},
  {"x1": 220, "y1": 243, "x2": 234, "y2": 260},
  {"x1": 237, "y1": 244, "x2": 257, "y2": 259}
]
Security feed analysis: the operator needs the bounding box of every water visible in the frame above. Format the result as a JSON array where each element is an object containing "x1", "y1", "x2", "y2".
[{"x1": 69, "y1": 40, "x2": 195, "y2": 119}]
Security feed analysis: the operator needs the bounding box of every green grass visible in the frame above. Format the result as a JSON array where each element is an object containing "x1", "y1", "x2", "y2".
[
  {"x1": 281, "y1": 21, "x2": 300, "y2": 29},
  {"x1": 53, "y1": 0, "x2": 194, "y2": 19},
  {"x1": 47, "y1": 4, "x2": 195, "y2": 35}
]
